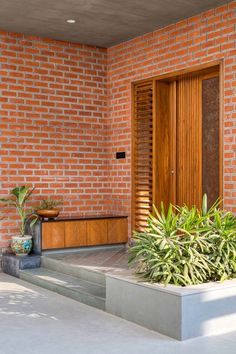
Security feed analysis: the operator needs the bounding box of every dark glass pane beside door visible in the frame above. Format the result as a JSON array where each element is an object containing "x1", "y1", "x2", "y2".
[{"x1": 202, "y1": 76, "x2": 220, "y2": 208}]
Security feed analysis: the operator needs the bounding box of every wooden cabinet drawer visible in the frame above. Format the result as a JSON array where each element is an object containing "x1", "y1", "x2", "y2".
[
  {"x1": 41, "y1": 217, "x2": 128, "y2": 250},
  {"x1": 42, "y1": 222, "x2": 65, "y2": 250},
  {"x1": 65, "y1": 221, "x2": 87, "y2": 248},
  {"x1": 107, "y1": 218, "x2": 128, "y2": 244},
  {"x1": 87, "y1": 219, "x2": 108, "y2": 246}
]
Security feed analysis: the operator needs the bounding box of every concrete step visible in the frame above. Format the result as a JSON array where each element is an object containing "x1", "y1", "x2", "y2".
[
  {"x1": 20, "y1": 267, "x2": 106, "y2": 311},
  {"x1": 41, "y1": 256, "x2": 106, "y2": 287}
]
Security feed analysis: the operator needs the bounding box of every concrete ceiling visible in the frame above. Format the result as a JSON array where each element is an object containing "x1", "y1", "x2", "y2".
[{"x1": 0, "y1": 0, "x2": 231, "y2": 48}]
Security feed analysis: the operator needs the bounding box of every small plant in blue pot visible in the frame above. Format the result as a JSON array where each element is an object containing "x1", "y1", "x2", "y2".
[{"x1": 0, "y1": 186, "x2": 38, "y2": 256}]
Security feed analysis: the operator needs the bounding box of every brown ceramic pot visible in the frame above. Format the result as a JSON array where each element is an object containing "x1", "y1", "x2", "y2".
[{"x1": 36, "y1": 209, "x2": 59, "y2": 218}]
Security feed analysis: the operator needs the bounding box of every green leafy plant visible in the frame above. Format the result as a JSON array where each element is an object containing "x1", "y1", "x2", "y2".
[
  {"x1": 36, "y1": 198, "x2": 62, "y2": 210},
  {"x1": 0, "y1": 186, "x2": 38, "y2": 237},
  {"x1": 129, "y1": 195, "x2": 236, "y2": 286}
]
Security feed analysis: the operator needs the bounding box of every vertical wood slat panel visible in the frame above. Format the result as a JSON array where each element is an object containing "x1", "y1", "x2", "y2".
[
  {"x1": 155, "y1": 81, "x2": 176, "y2": 210},
  {"x1": 176, "y1": 75, "x2": 202, "y2": 208},
  {"x1": 132, "y1": 81, "x2": 153, "y2": 231},
  {"x1": 170, "y1": 81, "x2": 177, "y2": 206}
]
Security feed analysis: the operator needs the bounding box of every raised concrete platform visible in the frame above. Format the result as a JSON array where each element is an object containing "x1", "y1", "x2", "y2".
[
  {"x1": 18, "y1": 246, "x2": 236, "y2": 341},
  {"x1": 2, "y1": 253, "x2": 41, "y2": 277}
]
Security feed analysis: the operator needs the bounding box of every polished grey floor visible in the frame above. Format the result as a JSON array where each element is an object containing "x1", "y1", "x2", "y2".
[{"x1": 1, "y1": 273, "x2": 236, "y2": 354}]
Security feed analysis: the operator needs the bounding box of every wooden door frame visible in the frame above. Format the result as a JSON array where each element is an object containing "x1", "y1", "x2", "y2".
[{"x1": 131, "y1": 60, "x2": 224, "y2": 231}]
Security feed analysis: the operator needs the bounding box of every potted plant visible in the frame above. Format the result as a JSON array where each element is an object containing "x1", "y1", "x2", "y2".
[
  {"x1": 35, "y1": 198, "x2": 62, "y2": 219},
  {"x1": 0, "y1": 186, "x2": 38, "y2": 256},
  {"x1": 129, "y1": 194, "x2": 236, "y2": 286}
]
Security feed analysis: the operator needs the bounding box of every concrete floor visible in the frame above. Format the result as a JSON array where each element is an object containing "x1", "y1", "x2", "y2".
[{"x1": 1, "y1": 273, "x2": 236, "y2": 354}]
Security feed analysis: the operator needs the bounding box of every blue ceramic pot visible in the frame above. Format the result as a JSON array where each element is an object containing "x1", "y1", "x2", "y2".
[{"x1": 11, "y1": 235, "x2": 33, "y2": 256}]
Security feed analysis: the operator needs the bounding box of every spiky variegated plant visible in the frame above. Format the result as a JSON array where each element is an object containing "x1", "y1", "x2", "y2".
[
  {"x1": 0, "y1": 186, "x2": 38, "y2": 237},
  {"x1": 129, "y1": 195, "x2": 236, "y2": 286},
  {"x1": 36, "y1": 198, "x2": 62, "y2": 210}
]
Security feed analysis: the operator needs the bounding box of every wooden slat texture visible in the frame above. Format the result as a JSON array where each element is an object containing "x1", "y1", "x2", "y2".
[
  {"x1": 42, "y1": 222, "x2": 65, "y2": 250},
  {"x1": 132, "y1": 81, "x2": 153, "y2": 231},
  {"x1": 155, "y1": 81, "x2": 176, "y2": 210},
  {"x1": 65, "y1": 221, "x2": 87, "y2": 248},
  {"x1": 176, "y1": 75, "x2": 202, "y2": 208}
]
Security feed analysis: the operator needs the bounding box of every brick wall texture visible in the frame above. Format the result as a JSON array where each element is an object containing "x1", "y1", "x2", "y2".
[
  {"x1": 0, "y1": 2, "x2": 235, "y2": 249},
  {"x1": 0, "y1": 34, "x2": 108, "y2": 248}
]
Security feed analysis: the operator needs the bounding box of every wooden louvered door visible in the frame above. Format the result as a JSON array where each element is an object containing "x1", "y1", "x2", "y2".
[
  {"x1": 132, "y1": 81, "x2": 153, "y2": 231},
  {"x1": 132, "y1": 66, "x2": 221, "y2": 231},
  {"x1": 133, "y1": 79, "x2": 176, "y2": 231}
]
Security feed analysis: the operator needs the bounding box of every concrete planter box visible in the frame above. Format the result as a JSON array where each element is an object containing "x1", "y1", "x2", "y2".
[{"x1": 106, "y1": 273, "x2": 236, "y2": 340}]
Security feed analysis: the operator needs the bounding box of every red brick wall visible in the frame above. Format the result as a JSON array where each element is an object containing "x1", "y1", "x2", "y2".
[
  {"x1": 106, "y1": 2, "x2": 236, "y2": 235},
  {"x1": 0, "y1": 32, "x2": 108, "y2": 249},
  {"x1": 0, "y1": 2, "x2": 235, "y2": 249}
]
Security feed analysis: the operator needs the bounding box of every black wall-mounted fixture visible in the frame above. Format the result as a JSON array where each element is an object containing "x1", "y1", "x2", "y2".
[{"x1": 116, "y1": 152, "x2": 126, "y2": 159}]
